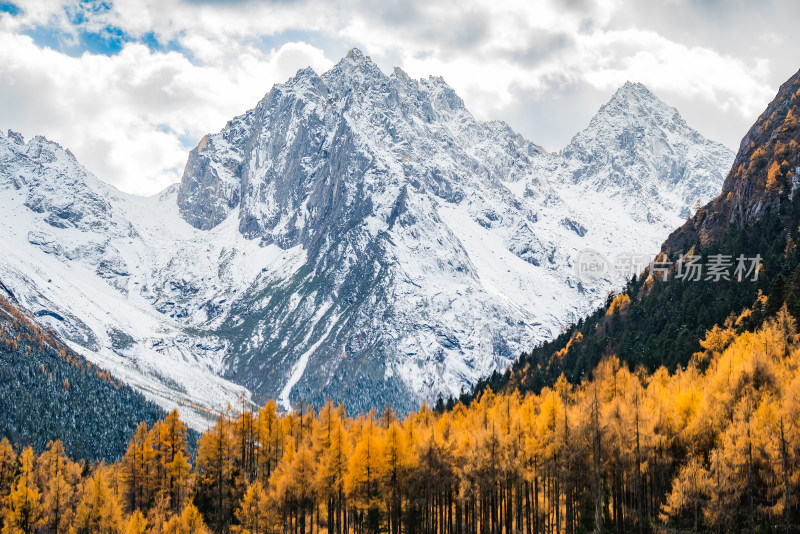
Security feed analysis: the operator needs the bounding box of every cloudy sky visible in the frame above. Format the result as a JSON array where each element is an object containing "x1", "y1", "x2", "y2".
[{"x1": 0, "y1": 0, "x2": 796, "y2": 195}]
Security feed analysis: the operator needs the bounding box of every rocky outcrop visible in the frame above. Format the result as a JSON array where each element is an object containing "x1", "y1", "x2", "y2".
[{"x1": 665, "y1": 69, "x2": 800, "y2": 253}]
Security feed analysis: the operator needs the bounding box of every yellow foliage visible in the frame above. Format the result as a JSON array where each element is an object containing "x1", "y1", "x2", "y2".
[
  {"x1": 0, "y1": 438, "x2": 15, "y2": 501},
  {"x1": 784, "y1": 108, "x2": 798, "y2": 130},
  {"x1": 9, "y1": 303, "x2": 800, "y2": 533},
  {"x1": 161, "y1": 503, "x2": 210, "y2": 534},
  {"x1": 735, "y1": 308, "x2": 752, "y2": 327},
  {"x1": 661, "y1": 454, "x2": 709, "y2": 523},
  {"x1": 73, "y1": 467, "x2": 124, "y2": 534},
  {"x1": 767, "y1": 160, "x2": 782, "y2": 191},
  {"x1": 754, "y1": 289, "x2": 768, "y2": 310},
  {"x1": 2, "y1": 447, "x2": 42, "y2": 534},
  {"x1": 553, "y1": 331, "x2": 583, "y2": 360},
  {"x1": 750, "y1": 146, "x2": 768, "y2": 169},
  {"x1": 125, "y1": 510, "x2": 148, "y2": 534},
  {"x1": 674, "y1": 388, "x2": 701, "y2": 426},
  {"x1": 234, "y1": 482, "x2": 270, "y2": 534},
  {"x1": 607, "y1": 293, "x2": 631, "y2": 315},
  {"x1": 699, "y1": 324, "x2": 737, "y2": 358}
]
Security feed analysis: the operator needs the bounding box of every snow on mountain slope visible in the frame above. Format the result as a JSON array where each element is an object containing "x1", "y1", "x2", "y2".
[
  {"x1": 0, "y1": 131, "x2": 305, "y2": 427},
  {"x1": 175, "y1": 50, "x2": 734, "y2": 413},
  {"x1": 542, "y1": 82, "x2": 732, "y2": 226},
  {"x1": 0, "y1": 50, "x2": 735, "y2": 422}
]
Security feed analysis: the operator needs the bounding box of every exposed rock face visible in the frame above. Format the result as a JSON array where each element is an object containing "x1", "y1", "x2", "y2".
[
  {"x1": 176, "y1": 50, "x2": 732, "y2": 413},
  {"x1": 665, "y1": 69, "x2": 800, "y2": 253},
  {"x1": 0, "y1": 129, "x2": 253, "y2": 428}
]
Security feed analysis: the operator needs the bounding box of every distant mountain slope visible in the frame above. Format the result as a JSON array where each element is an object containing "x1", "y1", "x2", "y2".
[
  {"x1": 0, "y1": 292, "x2": 163, "y2": 461},
  {"x1": 0, "y1": 50, "x2": 733, "y2": 419},
  {"x1": 487, "y1": 68, "x2": 800, "y2": 399},
  {"x1": 0, "y1": 130, "x2": 256, "y2": 427}
]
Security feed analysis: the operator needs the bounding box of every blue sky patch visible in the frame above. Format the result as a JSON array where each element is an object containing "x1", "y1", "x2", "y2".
[
  {"x1": 0, "y1": 2, "x2": 20, "y2": 16},
  {"x1": 23, "y1": 24, "x2": 187, "y2": 58},
  {"x1": 23, "y1": 25, "x2": 123, "y2": 56},
  {"x1": 17, "y1": 0, "x2": 186, "y2": 58}
]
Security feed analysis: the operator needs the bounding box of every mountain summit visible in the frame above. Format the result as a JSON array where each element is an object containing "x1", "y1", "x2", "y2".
[
  {"x1": 554, "y1": 81, "x2": 733, "y2": 222},
  {"x1": 499, "y1": 67, "x2": 800, "y2": 413},
  {"x1": 0, "y1": 50, "x2": 733, "y2": 422}
]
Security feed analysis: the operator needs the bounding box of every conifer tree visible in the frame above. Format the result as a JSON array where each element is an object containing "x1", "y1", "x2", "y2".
[
  {"x1": 39, "y1": 440, "x2": 76, "y2": 534},
  {"x1": 314, "y1": 403, "x2": 349, "y2": 534},
  {"x1": 161, "y1": 502, "x2": 210, "y2": 534},
  {"x1": 120, "y1": 422, "x2": 153, "y2": 513},
  {"x1": 345, "y1": 418, "x2": 385, "y2": 534},
  {"x1": 0, "y1": 439, "x2": 15, "y2": 505},
  {"x1": 256, "y1": 400, "x2": 282, "y2": 485},
  {"x1": 72, "y1": 466, "x2": 124, "y2": 534},
  {"x1": 381, "y1": 421, "x2": 411, "y2": 534},
  {"x1": 234, "y1": 481, "x2": 270, "y2": 534},
  {"x1": 196, "y1": 411, "x2": 236, "y2": 532},
  {"x1": 2, "y1": 447, "x2": 41, "y2": 534},
  {"x1": 125, "y1": 510, "x2": 148, "y2": 534},
  {"x1": 662, "y1": 454, "x2": 709, "y2": 532},
  {"x1": 158, "y1": 411, "x2": 190, "y2": 514}
]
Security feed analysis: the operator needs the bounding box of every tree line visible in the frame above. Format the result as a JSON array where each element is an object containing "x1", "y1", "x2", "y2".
[
  {"x1": 0, "y1": 294, "x2": 163, "y2": 462},
  {"x1": 3, "y1": 306, "x2": 800, "y2": 533}
]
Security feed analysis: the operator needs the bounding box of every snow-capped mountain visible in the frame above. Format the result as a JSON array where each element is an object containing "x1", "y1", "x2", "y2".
[
  {"x1": 0, "y1": 50, "x2": 734, "y2": 424},
  {"x1": 549, "y1": 81, "x2": 733, "y2": 222}
]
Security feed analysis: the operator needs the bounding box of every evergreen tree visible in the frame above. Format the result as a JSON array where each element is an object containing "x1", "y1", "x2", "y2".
[
  {"x1": 125, "y1": 510, "x2": 148, "y2": 534},
  {"x1": 234, "y1": 482, "x2": 270, "y2": 534}
]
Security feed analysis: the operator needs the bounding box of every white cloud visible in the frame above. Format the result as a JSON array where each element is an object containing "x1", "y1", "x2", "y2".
[{"x1": 575, "y1": 29, "x2": 774, "y2": 119}]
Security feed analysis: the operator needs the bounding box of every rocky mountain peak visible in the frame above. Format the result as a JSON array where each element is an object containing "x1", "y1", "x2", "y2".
[
  {"x1": 0, "y1": 131, "x2": 115, "y2": 231},
  {"x1": 5, "y1": 129, "x2": 25, "y2": 145},
  {"x1": 576, "y1": 81, "x2": 680, "y2": 143},
  {"x1": 391, "y1": 66, "x2": 412, "y2": 82},
  {"x1": 289, "y1": 66, "x2": 319, "y2": 83},
  {"x1": 166, "y1": 52, "x2": 734, "y2": 413},
  {"x1": 345, "y1": 47, "x2": 366, "y2": 61},
  {"x1": 555, "y1": 81, "x2": 733, "y2": 223},
  {"x1": 616, "y1": 80, "x2": 661, "y2": 102},
  {"x1": 323, "y1": 47, "x2": 388, "y2": 94}
]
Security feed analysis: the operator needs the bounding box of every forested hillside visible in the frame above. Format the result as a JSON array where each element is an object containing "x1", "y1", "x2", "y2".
[
  {"x1": 0, "y1": 293, "x2": 163, "y2": 461},
  {"x1": 3, "y1": 308, "x2": 800, "y2": 533},
  {"x1": 480, "y1": 203, "x2": 794, "y2": 399}
]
